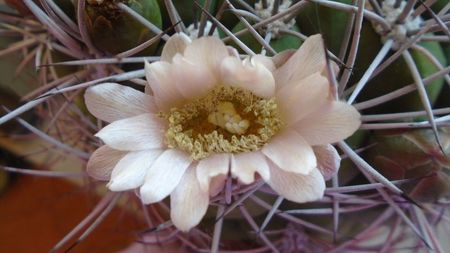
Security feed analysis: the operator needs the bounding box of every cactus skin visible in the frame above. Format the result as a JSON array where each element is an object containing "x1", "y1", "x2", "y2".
[
  {"x1": 85, "y1": 0, "x2": 162, "y2": 54},
  {"x1": 231, "y1": 21, "x2": 303, "y2": 53},
  {"x1": 296, "y1": 0, "x2": 353, "y2": 54},
  {"x1": 157, "y1": 0, "x2": 218, "y2": 28},
  {"x1": 351, "y1": 23, "x2": 445, "y2": 112}
]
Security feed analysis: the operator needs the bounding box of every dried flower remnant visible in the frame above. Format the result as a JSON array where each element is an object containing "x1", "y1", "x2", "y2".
[
  {"x1": 186, "y1": 21, "x2": 219, "y2": 40},
  {"x1": 254, "y1": 0, "x2": 296, "y2": 38},
  {"x1": 371, "y1": 0, "x2": 423, "y2": 49},
  {"x1": 84, "y1": 33, "x2": 361, "y2": 231}
]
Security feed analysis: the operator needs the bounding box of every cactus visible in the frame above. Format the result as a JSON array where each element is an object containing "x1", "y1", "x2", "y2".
[{"x1": 0, "y1": 0, "x2": 449, "y2": 252}]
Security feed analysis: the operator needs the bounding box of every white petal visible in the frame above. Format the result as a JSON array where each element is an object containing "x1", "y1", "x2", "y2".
[
  {"x1": 231, "y1": 151, "x2": 270, "y2": 184},
  {"x1": 221, "y1": 56, "x2": 275, "y2": 98},
  {"x1": 108, "y1": 150, "x2": 162, "y2": 191},
  {"x1": 86, "y1": 145, "x2": 127, "y2": 181},
  {"x1": 294, "y1": 101, "x2": 361, "y2": 145},
  {"x1": 140, "y1": 149, "x2": 192, "y2": 204},
  {"x1": 276, "y1": 72, "x2": 329, "y2": 125},
  {"x1": 267, "y1": 163, "x2": 325, "y2": 203},
  {"x1": 85, "y1": 83, "x2": 156, "y2": 123},
  {"x1": 313, "y1": 144, "x2": 341, "y2": 181},
  {"x1": 170, "y1": 167, "x2": 209, "y2": 232},
  {"x1": 196, "y1": 154, "x2": 230, "y2": 192},
  {"x1": 183, "y1": 36, "x2": 229, "y2": 75},
  {"x1": 161, "y1": 33, "x2": 191, "y2": 62},
  {"x1": 145, "y1": 61, "x2": 184, "y2": 111},
  {"x1": 262, "y1": 129, "x2": 316, "y2": 175},
  {"x1": 172, "y1": 54, "x2": 216, "y2": 100},
  {"x1": 95, "y1": 113, "x2": 166, "y2": 151},
  {"x1": 274, "y1": 34, "x2": 326, "y2": 89}
]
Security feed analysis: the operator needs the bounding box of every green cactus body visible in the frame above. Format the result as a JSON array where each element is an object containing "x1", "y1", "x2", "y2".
[
  {"x1": 431, "y1": 0, "x2": 449, "y2": 13},
  {"x1": 352, "y1": 22, "x2": 446, "y2": 114},
  {"x1": 157, "y1": 0, "x2": 218, "y2": 29},
  {"x1": 231, "y1": 21, "x2": 303, "y2": 53},
  {"x1": 296, "y1": 0, "x2": 353, "y2": 55}
]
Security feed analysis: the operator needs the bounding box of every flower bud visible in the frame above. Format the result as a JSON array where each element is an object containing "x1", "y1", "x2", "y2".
[
  {"x1": 85, "y1": 0, "x2": 162, "y2": 54},
  {"x1": 367, "y1": 128, "x2": 450, "y2": 202}
]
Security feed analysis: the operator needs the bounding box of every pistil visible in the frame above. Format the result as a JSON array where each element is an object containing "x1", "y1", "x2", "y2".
[{"x1": 208, "y1": 101, "x2": 250, "y2": 135}]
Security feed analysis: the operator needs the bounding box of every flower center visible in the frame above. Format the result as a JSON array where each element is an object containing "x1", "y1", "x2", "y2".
[
  {"x1": 207, "y1": 101, "x2": 250, "y2": 135},
  {"x1": 163, "y1": 86, "x2": 284, "y2": 160}
]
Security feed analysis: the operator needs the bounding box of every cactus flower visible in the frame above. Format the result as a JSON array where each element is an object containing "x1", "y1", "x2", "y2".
[{"x1": 84, "y1": 33, "x2": 361, "y2": 231}]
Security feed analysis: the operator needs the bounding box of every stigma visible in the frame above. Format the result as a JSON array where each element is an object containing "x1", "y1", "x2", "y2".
[{"x1": 208, "y1": 101, "x2": 250, "y2": 135}]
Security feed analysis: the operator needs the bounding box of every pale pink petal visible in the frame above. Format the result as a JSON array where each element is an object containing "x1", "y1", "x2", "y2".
[
  {"x1": 108, "y1": 150, "x2": 162, "y2": 191},
  {"x1": 231, "y1": 151, "x2": 270, "y2": 184},
  {"x1": 274, "y1": 34, "x2": 326, "y2": 89},
  {"x1": 294, "y1": 101, "x2": 361, "y2": 145},
  {"x1": 272, "y1": 49, "x2": 295, "y2": 68},
  {"x1": 95, "y1": 113, "x2": 166, "y2": 151},
  {"x1": 276, "y1": 72, "x2": 329, "y2": 125},
  {"x1": 267, "y1": 163, "x2": 325, "y2": 203},
  {"x1": 140, "y1": 149, "x2": 192, "y2": 204},
  {"x1": 262, "y1": 129, "x2": 316, "y2": 175},
  {"x1": 209, "y1": 174, "x2": 227, "y2": 197},
  {"x1": 85, "y1": 83, "x2": 156, "y2": 123},
  {"x1": 145, "y1": 61, "x2": 184, "y2": 111},
  {"x1": 221, "y1": 56, "x2": 275, "y2": 98},
  {"x1": 161, "y1": 33, "x2": 191, "y2": 62},
  {"x1": 322, "y1": 60, "x2": 339, "y2": 77},
  {"x1": 172, "y1": 54, "x2": 216, "y2": 100},
  {"x1": 170, "y1": 166, "x2": 209, "y2": 232},
  {"x1": 313, "y1": 144, "x2": 340, "y2": 181},
  {"x1": 86, "y1": 145, "x2": 127, "y2": 181},
  {"x1": 196, "y1": 153, "x2": 230, "y2": 192},
  {"x1": 144, "y1": 83, "x2": 152, "y2": 95},
  {"x1": 226, "y1": 46, "x2": 240, "y2": 58},
  {"x1": 183, "y1": 36, "x2": 229, "y2": 75}
]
